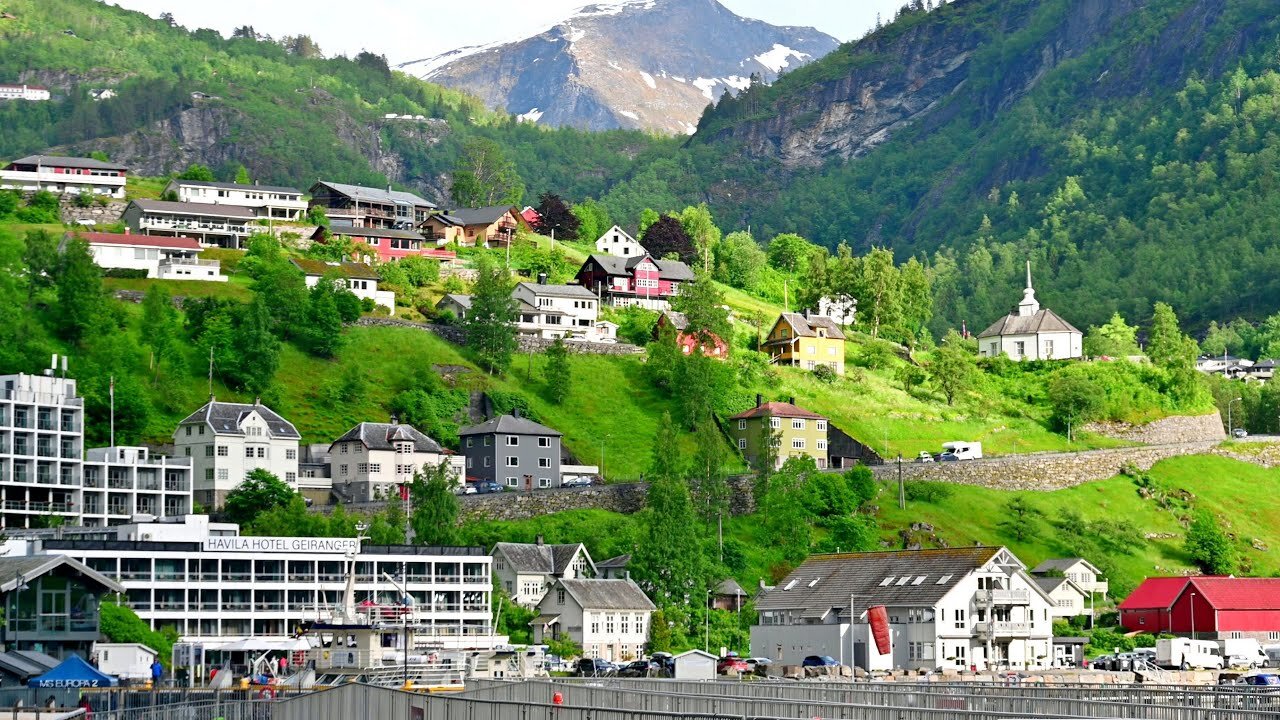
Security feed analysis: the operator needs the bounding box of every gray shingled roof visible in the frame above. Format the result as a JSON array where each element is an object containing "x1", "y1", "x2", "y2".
[
  {"x1": 312, "y1": 181, "x2": 434, "y2": 209},
  {"x1": 596, "y1": 554, "x2": 631, "y2": 569},
  {"x1": 130, "y1": 199, "x2": 256, "y2": 218},
  {"x1": 494, "y1": 542, "x2": 590, "y2": 576},
  {"x1": 166, "y1": 179, "x2": 302, "y2": 195},
  {"x1": 716, "y1": 578, "x2": 748, "y2": 597},
  {"x1": 1030, "y1": 557, "x2": 1094, "y2": 574},
  {"x1": 0, "y1": 555, "x2": 123, "y2": 594},
  {"x1": 581, "y1": 253, "x2": 695, "y2": 282},
  {"x1": 458, "y1": 414, "x2": 562, "y2": 438},
  {"x1": 515, "y1": 282, "x2": 597, "y2": 300},
  {"x1": 178, "y1": 399, "x2": 300, "y2": 439},
  {"x1": 438, "y1": 206, "x2": 521, "y2": 227},
  {"x1": 977, "y1": 308, "x2": 1081, "y2": 338},
  {"x1": 755, "y1": 547, "x2": 1002, "y2": 616},
  {"x1": 290, "y1": 258, "x2": 379, "y2": 280},
  {"x1": 660, "y1": 311, "x2": 689, "y2": 331},
  {"x1": 9, "y1": 154, "x2": 128, "y2": 171},
  {"x1": 560, "y1": 578, "x2": 656, "y2": 611},
  {"x1": 438, "y1": 294, "x2": 472, "y2": 310},
  {"x1": 770, "y1": 312, "x2": 847, "y2": 342},
  {"x1": 332, "y1": 422, "x2": 443, "y2": 454}
]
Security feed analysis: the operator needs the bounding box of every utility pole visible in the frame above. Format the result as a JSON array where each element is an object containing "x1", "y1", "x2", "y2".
[{"x1": 897, "y1": 454, "x2": 904, "y2": 509}]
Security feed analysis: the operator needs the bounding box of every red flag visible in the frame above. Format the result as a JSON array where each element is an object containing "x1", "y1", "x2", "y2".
[
  {"x1": 868, "y1": 605, "x2": 892, "y2": 655},
  {"x1": 399, "y1": 484, "x2": 409, "y2": 502}
]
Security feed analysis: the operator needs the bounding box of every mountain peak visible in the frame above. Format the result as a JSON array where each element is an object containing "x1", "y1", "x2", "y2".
[{"x1": 397, "y1": 0, "x2": 838, "y2": 134}]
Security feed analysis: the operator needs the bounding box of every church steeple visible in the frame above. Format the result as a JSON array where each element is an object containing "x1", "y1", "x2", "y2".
[{"x1": 1017, "y1": 260, "x2": 1040, "y2": 317}]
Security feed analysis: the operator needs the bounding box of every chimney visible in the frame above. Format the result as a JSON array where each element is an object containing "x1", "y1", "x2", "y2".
[
  {"x1": 788, "y1": 396, "x2": 795, "y2": 405},
  {"x1": 802, "y1": 308, "x2": 809, "y2": 319},
  {"x1": 390, "y1": 414, "x2": 398, "y2": 426},
  {"x1": 254, "y1": 396, "x2": 261, "y2": 406},
  {"x1": 537, "y1": 272, "x2": 548, "y2": 285},
  {"x1": 755, "y1": 394, "x2": 762, "y2": 407},
  {"x1": 512, "y1": 407, "x2": 521, "y2": 419},
  {"x1": 123, "y1": 227, "x2": 130, "y2": 235},
  {"x1": 535, "y1": 534, "x2": 544, "y2": 546}
]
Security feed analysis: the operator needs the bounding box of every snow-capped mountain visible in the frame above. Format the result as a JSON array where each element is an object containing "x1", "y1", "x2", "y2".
[{"x1": 397, "y1": 0, "x2": 839, "y2": 134}]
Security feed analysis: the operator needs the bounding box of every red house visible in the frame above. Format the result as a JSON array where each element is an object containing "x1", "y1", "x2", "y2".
[
  {"x1": 312, "y1": 226, "x2": 456, "y2": 264},
  {"x1": 575, "y1": 252, "x2": 694, "y2": 311},
  {"x1": 654, "y1": 310, "x2": 728, "y2": 359},
  {"x1": 1121, "y1": 576, "x2": 1280, "y2": 640}
]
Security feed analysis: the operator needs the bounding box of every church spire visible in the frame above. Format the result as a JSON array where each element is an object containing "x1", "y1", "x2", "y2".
[{"x1": 1018, "y1": 260, "x2": 1040, "y2": 316}]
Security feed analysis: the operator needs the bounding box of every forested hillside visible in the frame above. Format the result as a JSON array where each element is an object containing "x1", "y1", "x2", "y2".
[{"x1": 0, "y1": 0, "x2": 673, "y2": 203}]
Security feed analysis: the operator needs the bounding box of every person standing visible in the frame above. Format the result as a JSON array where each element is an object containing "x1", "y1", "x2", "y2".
[{"x1": 150, "y1": 659, "x2": 163, "y2": 688}]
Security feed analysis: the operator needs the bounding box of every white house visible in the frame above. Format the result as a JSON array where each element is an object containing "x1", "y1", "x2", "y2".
[
  {"x1": 290, "y1": 258, "x2": 395, "y2": 315},
  {"x1": 164, "y1": 179, "x2": 308, "y2": 221},
  {"x1": 492, "y1": 540, "x2": 596, "y2": 607},
  {"x1": 1, "y1": 155, "x2": 127, "y2": 197},
  {"x1": 531, "y1": 578, "x2": 655, "y2": 662},
  {"x1": 977, "y1": 263, "x2": 1082, "y2": 361},
  {"x1": 512, "y1": 278, "x2": 614, "y2": 342},
  {"x1": 122, "y1": 199, "x2": 256, "y2": 249},
  {"x1": 1033, "y1": 576, "x2": 1091, "y2": 621},
  {"x1": 328, "y1": 420, "x2": 463, "y2": 503},
  {"x1": 1030, "y1": 557, "x2": 1108, "y2": 596},
  {"x1": 0, "y1": 84, "x2": 51, "y2": 101},
  {"x1": 594, "y1": 225, "x2": 645, "y2": 258},
  {"x1": 751, "y1": 546, "x2": 1056, "y2": 672},
  {"x1": 66, "y1": 231, "x2": 226, "y2": 282},
  {"x1": 172, "y1": 398, "x2": 301, "y2": 509}
]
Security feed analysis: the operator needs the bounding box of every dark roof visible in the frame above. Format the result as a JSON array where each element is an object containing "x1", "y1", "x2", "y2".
[
  {"x1": 327, "y1": 225, "x2": 425, "y2": 241},
  {"x1": 8, "y1": 154, "x2": 128, "y2": 171},
  {"x1": 755, "y1": 547, "x2": 1002, "y2": 615},
  {"x1": 0, "y1": 555, "x2": 123, "y2": 594},
  {"x1": 1118, "y1": 577, "x2": 1191, "y2": 611},
  {"x1": 1252, "y1": 359, "x2": 1279, "y2": 369},
  {"x1": 515, "y1": 281, "x2": 597, "y2": 300},
  {"x1": 65, "y1": 231, "x2": 200, "y2": 250},
  {"x1": 289, "y1": 258, "x2": 379, "y2": 280},
  {"x1": 494, "y1": 542, "x2": 590, "y2": 575},
  {"x1": 661, "y1": 311, "x2": 689, "y2": 331},
  {"x1": 977, "y1": 308, "x2": 1081, "y2": 338},
  {"x1": 730, "y1": 401, "x2": 826, "y2": 421},
  {"x1": 332, "y1": 422, "x2": 443, "y2": 454},
  {"x1": 311, "y1": 181, "x2": 434, "y2": 208},
  {"x1": 458, "y1": 414, "x2": 562, "y2": 438},
  {"x1": 716, "y1": 578, "x2": 747, "y2": 597},
  {"x1": 167, "y1": 179, "x2": 302, "y2": 195},
  {"x1": 596, "y1": 554, "x2": 631, "y2": 569},
  {"x1": 559, "y1": 578, "x2": 655, "y2": 611},
  {"x1": 581, "y1": 253, "x2": 695, "y2": 282},
  {"x1": 439, "y1": 206, "x2": 520, "y2": 227},
  {"x1": 1031, "y1": 558, "x2": 1096, "y2": 574},
  {"x1": 177, "y1": 399, "x2": 300, "y2": 439},
  {"x1": 1033, "y1": 576, "x2": 1083, "y2": 596},
  {"x1": 1054, "y1": 637, "x2": 1089, "y2": 646},
  {"x1": 129, "y1": 199, "x2": 256, "y2": 218},
  {"x1": 437, "y1": 294, "x2": 472, "y2": 310},
  {"x1": 772, "y1": 312, "x2": 846, "y2": 341}
]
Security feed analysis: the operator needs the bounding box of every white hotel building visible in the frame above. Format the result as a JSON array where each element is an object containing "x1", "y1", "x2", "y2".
[{"x1": 3, "y1": 515, "x2": 494, "y2": 645}]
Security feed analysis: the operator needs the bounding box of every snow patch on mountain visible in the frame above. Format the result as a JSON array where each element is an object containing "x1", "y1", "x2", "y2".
[
  {"x1": 755, "y1": 43, "x2": 809, "y2": 73},
  {"x1": 518, "y1": 108, "x2": 544, "y2": 123},
  {"x1": 639, "y1": 71, "x2": 657, "y2": 89}
]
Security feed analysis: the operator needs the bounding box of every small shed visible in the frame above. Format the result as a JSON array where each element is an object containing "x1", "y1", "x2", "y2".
[
  {"x1": 94, "y1": 643, "x2": 158, "y2": 680},
  {"x1": 673, "y1": 649, "x2": 716, "y2": 680},
  {"x1": 1053, "y1": 637, "x2": 1088, "y2": 668}
]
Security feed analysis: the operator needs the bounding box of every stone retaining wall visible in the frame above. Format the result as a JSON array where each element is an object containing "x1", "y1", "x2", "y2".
[
  {"x1": 456, "y1": 475, "x2": 757, "y2": 522},
  {"x1": 58, "y1": 196, "x2": 127, "y2": 226},
  {"x1": 1083, "y1": 411, "x2": 1225, "y2": 445},
  {"x1": 354, "y1": 317, "x2": 643, "y2": 355}
]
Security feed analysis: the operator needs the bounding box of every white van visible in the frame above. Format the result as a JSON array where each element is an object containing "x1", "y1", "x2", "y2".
[
  {"x1": 1156, "y1": 638, "x2": 1224, "y2": 670},
  {"x1": 1220, "y1": 639, "x2": 1268, "y2": 668},
  {"x1": 941, "y1": 441, "x2": 983, "y2": 460}
]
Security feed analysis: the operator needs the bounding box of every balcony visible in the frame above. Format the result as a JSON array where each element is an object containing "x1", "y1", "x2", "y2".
[
  {"x1": 974, "y1": 621, "x2": 1032, "y2": 637},
  {"x1": 977, "y1": 589, "x2": 1030, "y2": 605},
  {"x1": 1, "y1": 500, "x2": 73, "y2": 513},
  {"x1": 160, "y1": 257, "x2": 221, "y2": 269}
]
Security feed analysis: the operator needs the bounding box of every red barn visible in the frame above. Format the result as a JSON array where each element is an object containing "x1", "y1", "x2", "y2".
[{"x1": 1122, "y1": 577, "x2": 1280, "y2": 641}]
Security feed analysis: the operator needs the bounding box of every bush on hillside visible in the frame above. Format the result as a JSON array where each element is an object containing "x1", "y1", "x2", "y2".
[{"x1": 903, "y1": 481, "x2": 954, "y2": 503}]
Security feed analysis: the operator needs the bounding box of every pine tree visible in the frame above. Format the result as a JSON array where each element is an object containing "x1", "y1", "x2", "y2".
[
  {"x1": 630, "y1": 414, "x2": 707, "y2": 606},
  {"x1": 543, "y1": 336, "x2": 571, "y2": 404},
  {"x1": 22, "y1": 229, "x2": 58, "y2": 302},
  {"x1": 299, "y1": 280, "x2": 344, "y2": 358},
  {"x1": 671, "y1": 271, "x2": 732, "y2": 348},
  {"x1": 233, "y1": 164, "x2": 252, "y2": 184},
  {"x1": 690, "y1": 420, "x2": 729, "y2": 527},
  {"x1": 464, "y1": 260, "x2": 518, "y2": 374}
]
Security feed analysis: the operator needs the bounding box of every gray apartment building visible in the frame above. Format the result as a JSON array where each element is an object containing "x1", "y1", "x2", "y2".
[{"x1": 458, "y1": 411, "x2": 562, "y2": 490}]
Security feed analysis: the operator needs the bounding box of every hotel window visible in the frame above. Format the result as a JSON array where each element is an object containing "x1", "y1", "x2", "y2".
[{"x1": 506, "y1": 457, "x2": 519, "y2": 467}]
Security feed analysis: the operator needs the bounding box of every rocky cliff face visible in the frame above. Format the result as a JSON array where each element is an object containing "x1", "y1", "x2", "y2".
[{"x1": 398, "y1": 0, "x2": 838, "y2": 134}]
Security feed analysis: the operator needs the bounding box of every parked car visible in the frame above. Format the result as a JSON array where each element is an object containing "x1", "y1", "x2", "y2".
[
  {"x1": 649, "y1": 652, "x2": 674, "y2": 674},
  {"x1": 801, "y1": 655, "x2": 839, "y2": 668},
  {"x1": 455, "y1": 484, "x2": 477, "y2": 495},
  {"x1": 618, "y1": 660, "x2": 662, "y2": 677},
  {"x1": 938, "y1": 452, "x2": 960, "y2": 462},
  {"x1": 574, "y1": 658, "x2": 616, "y2": 677},
  {"x1": 473, "y1": 481, "x2": 503, "y2": 494},
  {"x1": 561, "y1": 476, "x2": 595, "y2": 488},
  {"x1": 915, "y1": 452, "x2": 934, "y2": 463},
  {"x1": 1089, "y1": 654, "x2": 1114, "y2": 671},
  {"x1": 1233, "y1": 428, "x2": 1249, "y2": 439},
  {"x1": 745, "y1": 657, "x2": 772, "y2": 675},
  {"x1": 717, "y1": 656, "x2": 750, "y2": 675}
]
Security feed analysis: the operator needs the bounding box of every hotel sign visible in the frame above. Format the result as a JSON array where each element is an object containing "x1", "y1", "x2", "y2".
[{"x1": 202, "y1": 536, "x2": 360, "y2": 554}]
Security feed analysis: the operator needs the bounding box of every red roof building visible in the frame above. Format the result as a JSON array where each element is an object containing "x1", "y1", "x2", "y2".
[
  {"x1": 521, "y1": 206, "x2": 541, "y2": 227},
  {"x1": 71, "y1": 231, "x2": 201, "y2": 250},
  {"x1": 1121, "y1": 576, "x2": 1280, "y2": 640}
]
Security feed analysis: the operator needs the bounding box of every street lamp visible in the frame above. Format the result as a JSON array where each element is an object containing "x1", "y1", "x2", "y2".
[
  {"x1": 1189, "y1": 592, "x2": 1197, "y2": 640},
  {"x1": 600, "y1": 435, "x2": 610, "y2": 484},
  {"x1": 704, "y1": 590, "x2": 712, "y2": 654},
  {"x1": 1228, "y1": 397, "x2": 1242, "y2": 437}
]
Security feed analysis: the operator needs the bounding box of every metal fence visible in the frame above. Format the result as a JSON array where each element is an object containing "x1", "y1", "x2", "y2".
[
  {"x1": 459, "y1": 678, "x2": 1280, "y2": 720},
  {"x1": 85, "y1": 699, "x2": 273, "y2": 720}
]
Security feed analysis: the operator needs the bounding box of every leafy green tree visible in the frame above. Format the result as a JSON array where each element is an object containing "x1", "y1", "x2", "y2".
[
  {"x1": 53, "y1": 237, "x2": 107, "y2": 343},
  {"x1": 759, "y1": 456, "x2": 818, "y2": 563},
  {"x1": 543, "y1": 336, "x2": 571, "y2": 403},
  {"x1": 714, "y1": 230, "x2": 767, "y2": 291},
  {"x1": 101, "y1": 602, "x2": 177, "y2": 670},
  {"x1": 645, "y1": 322, "x2": 681, "y2": 391},
  {"x1": 1147, "y1": 303, "x2": 1202, "y2": 403},
  {"x1": 766, "y1": 233, "x2": 817, "y2": 276},
  {"x1": 898, "y1": 256, "x2": 932, "y2": 339},
  {"x1": 929, "y1": 330, "x2": 977, "y2": 405},
  {"x1": 638, "y1": 208, "x2": 660, "y2": 236},
  {"x1": 464, "y1": 260, "x2": 518, "y2": 374},
  {"x1": 451, "y1": 137, "x2": 524, "y2": 207},
  {"x1": 546, "y1": 633, "x2": 584, "y2": 660},
  {"x1": 397, "y1": 256, "x2": 440, "y2": 286},
  {"x1": 409, "y1": 461, "x2": 460, "y2": 545},
  {"x1": 233, "y1": 164, "x2": 251, "y2": 184},
  {"x1": 640, "y1": 215, "x2": 697, "y2": 264},
  {"x1": 570, "y1": 199, "x2": 611, "y2": 244},
  {"x1": 223, "y1": 468, "x2": 295, "y2": 524},
  {"x1": 997, "y1": 495, "x2": 1043, "y2": 542},
  {"x1": 631, "y1": 414, "x2": 708, "y2": 606},
  {"x1": 1049, "y1": 370, "x2": 1106, "y2": 441},
  {"x1": 140, "y1": 284, "x2": 182, "y2": 382},
  {"x1": 689, "y1": 420, "x2": 729, "y2": 527},
  {"x1": 22, "y1": 229, "x2": 58, "y2": 301},
  {"x1": 231, "y1": 297, "x2": 280, "y2": 396},
  {"x1": 678, "y1": 203, "x2": 721, "y2": 272},
  {"x1": 857, "y1": 247, "x2": 903, "y2": 339},
  {"x1": 1184, "y1": 511, "x2": 1238, "y2": 575},
  {"x1": 1084, "y1": 313, "x2": 1141, "y2": 358},
  {"x1": 177, "y1": 163, "x2": 215, "y2": 181},
  {"x1": 894, "y1": 363, "x2": 928, "y2": 394},
  {"x1": 671, "y1": 271, "x2": 731, "y2": 347},
  {"x1": 493, "y1": 588, "x2": 538, "y2": 644},
  {"x1": 845, "y1": 465, "x2": 877, "y2": 507},
  {"x1": 533, "y1": 192, "x2": 580, "y2": 239},
  {"x1": 298, "y1": 281, "x2": 345, "y2": 357}
]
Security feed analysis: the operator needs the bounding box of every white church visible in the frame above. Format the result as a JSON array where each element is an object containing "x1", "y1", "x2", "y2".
[{"x1": 977, "y1": 263, "x2": 1082, "y2": 361}]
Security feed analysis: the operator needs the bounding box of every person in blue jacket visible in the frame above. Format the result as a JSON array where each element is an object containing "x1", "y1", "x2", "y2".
[{"x1": 150, "y1": 659, "x2": 163, "y2": 687}]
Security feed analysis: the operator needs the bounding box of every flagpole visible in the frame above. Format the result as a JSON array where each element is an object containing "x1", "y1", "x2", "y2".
[{"x1": 109, "y1": 375, "x2": 115, "y2": 448}]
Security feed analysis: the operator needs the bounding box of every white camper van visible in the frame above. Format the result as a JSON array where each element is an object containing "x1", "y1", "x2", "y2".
[
  {"x1": 941, "y1": 441, "x2": 983, "y2": 460},
  {"x1": 1220, "y1": 638, "x2": 1269, "y2": 668},
  {"x1": 1156, "y1": 638, "x2": 1224, "y2": 670}
]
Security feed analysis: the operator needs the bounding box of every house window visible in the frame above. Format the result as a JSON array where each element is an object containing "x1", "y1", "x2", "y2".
[
  {"x1": 205, "y1": 469, "x2": 213, "y2": 480},
  {"x1": 466, "y1": 458, "x2": 472, "y2": 469},
  {"x1": 605, "y1": 614, "x2": 615, "y2": 634},
  {"x1": 1044, "y1": 339, "x2": 1054, "y2": 356},
  {"x1": 590, "y1": 616, "x2": 600, "y2": 634},
  {"x1": 185, "y1": 426, "x2": 192, "y2": 437},
  {"x1": 466, "y1": 438, "x2": 473, "y2": 448},
  {"x1": 557, "y1": 589, "x2": 565, "y2": 605},
  {"x1": 257, "y1": 447, "x2": 266, "y2": 458},
  {"x1": 738, "y1": 420, "x2": 746, "y2": 430},
  {"x1": 368, "y1": 464, "x2": 381, "y2": 473},
  {"x1": 357, "y1": 463, "x2": 369, "y2": 473},
  {"x1": 286, "y1": 472, "x2": 296, "y2": 483},
  {"x1": 816, "y1": 420, "x2": 826, "y2": 431},
  {"x1": 954, "y1": 609, "x2": 966, "y2": 630},
  {"x1": 341, "y1": 445, "x2": 349, "y2": 454},
  {"x1": 340, "y1": 464, "x2": 348, "y2": 476},
  {"x1": 1015, "y1": 341, "x2": 1026, "y2": 358},
  {"x1": 792, "y1": 439, "x2": 805, "y2": 450},
  {"x1": 506, "y1": 457, "x2": 519, "y2": 467},
  {"x1": 245, "y1": 447, "x2": 255, "y2": 458},
  {"x1": 506, "y1": 436, "x2": 519, "y2": 446},
  {"x1": 216, "y1": 469, "x2": 228, "y2": 481},
  {"x1": 769, "y1": 418, "x2": 780, "y2": 429},
  {"x1": 205, "y1": 446, "x2": 215, "y2": 457},
  {"x1": 538, "y1": 458, "x2": 551, "y2": 468},
  {"x1": 807, "y1": 345, "x2": 815, "y2": 354},
  {"x1": 538, "y1": 437, "x2": 551, "y2": 448},
  {"x1": 286, "y1": 448, "x2": 297, "y2": 460},
  {"x1": 483, "y1": 457, "x2": 491, "y2": 467},
  {"x1": 216, "y1": 445, "x2": 228, "y2": 457},
  {"x1": 621, "y1": 616, "x2": 630, "y2": 634},
  {"x1": 816, "y1": 440, "x2": 827, "y2": 450},
  {"x1": 506, "y1": 477, "x2": 518, "y2": 487},
  {"x1": 538, "y1": 477, "x2": 551, "y2": 488},
  {"x1": 738, "y1": 439, "x2": 747, "y2": 450},
  {"x1": 483, "y1": 436, "x2": 492, "y2": 446}
]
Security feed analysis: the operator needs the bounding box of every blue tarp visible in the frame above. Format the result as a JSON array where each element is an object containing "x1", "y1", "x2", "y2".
[{"x1": 28, "y1": 655, "x2": 118, "y2": 688}]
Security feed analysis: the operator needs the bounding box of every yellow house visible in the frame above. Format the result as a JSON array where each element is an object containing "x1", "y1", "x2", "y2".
[
  {"x1": 764, "y1": 312, "x2": 846, "y2": 375},
  {"x1": 729, "y1": 397, "x2": 829, "y2": 470}
]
